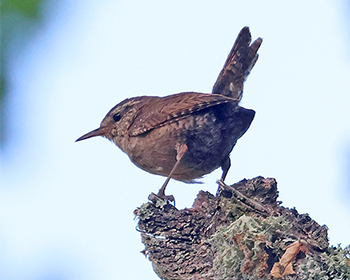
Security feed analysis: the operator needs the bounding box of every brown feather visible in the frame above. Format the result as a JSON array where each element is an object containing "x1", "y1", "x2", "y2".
[{"x1": 129, "y1": 92, "x2": 238, "y2": 137}]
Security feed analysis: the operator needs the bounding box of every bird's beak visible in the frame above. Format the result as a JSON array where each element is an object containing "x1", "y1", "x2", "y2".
[{"x1": 75, "y1": 127, "x2": 108, "y2": 142}]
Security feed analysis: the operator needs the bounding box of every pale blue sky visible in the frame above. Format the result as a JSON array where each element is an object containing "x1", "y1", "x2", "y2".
[{"x1": 1, "y1": 1, "x2": 350, "y2": 279}]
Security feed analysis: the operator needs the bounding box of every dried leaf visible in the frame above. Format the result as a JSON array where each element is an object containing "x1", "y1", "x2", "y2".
[
  {"x1": 270, "y1": 241, "x2": 309, "y2": 278},
  {"x1": 270, "y1": 263, "x2": 283, "y2": 278}
]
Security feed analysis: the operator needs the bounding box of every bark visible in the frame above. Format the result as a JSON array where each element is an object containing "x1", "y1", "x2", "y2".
[{"x1": 135, "y1": 177, "x2": 350, "y2": 280}]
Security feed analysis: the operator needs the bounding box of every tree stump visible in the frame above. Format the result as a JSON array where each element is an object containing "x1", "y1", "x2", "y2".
[{"x1": 134, "y1": 177, "x2": 350, "y2": 279}]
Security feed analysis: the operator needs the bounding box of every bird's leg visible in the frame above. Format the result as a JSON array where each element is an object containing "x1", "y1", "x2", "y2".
[
  {"x1": 220, "y1": 156, "x2": 231, "y2": 182},
  {"x1": 157, "y1": 143, "x2": 188, "y2": 202}
]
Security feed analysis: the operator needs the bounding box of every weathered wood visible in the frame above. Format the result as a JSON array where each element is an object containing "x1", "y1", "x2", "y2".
[{"x1": 135, "y1": 177, "x2": 350, "y2": 280}]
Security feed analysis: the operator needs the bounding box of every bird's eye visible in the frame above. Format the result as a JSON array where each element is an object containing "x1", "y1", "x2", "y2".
[{"x1": 113, "y1": 113, "x2": 122, "y2": 122}]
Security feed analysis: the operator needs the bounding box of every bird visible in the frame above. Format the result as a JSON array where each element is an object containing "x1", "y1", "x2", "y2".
[{"x1": 76, "y1": 27, "x2": 262, "y2": 201}]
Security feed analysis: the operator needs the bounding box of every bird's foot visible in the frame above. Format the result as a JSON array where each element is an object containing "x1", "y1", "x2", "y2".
[
  {"x1": 216, "y1": 179, "x2": 227, "y2": 189},
  {"x1": 156, "y1": 191, "x2": 175, "y2": 203},
  {"x1": 148, "y1": 192, "x2": 176, "y2": 207}
]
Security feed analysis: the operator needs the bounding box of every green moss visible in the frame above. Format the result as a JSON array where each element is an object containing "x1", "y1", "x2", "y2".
[
  {"x1": 209, "y1": 215, "x2": 300, "y2": 279},
  {"x1": 210, "y1": 216, "x2": 267, "y2": 279},
  {"x1": 209, "y1": 213, "x2": 350, "y2": 279},
  {"x1": 135, "y1": 203, "x2": 155, "y2": 221},
  {"x1": 299, "y1": 244, "x2": 350, "y2": 279}
]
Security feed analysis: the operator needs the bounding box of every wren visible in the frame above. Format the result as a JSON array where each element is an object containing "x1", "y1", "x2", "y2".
[{"x1": 76, "y1": 27, "x2": 262, "y2": 201}]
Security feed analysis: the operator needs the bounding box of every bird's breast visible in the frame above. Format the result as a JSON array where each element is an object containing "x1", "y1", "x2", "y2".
[{"x1": 117, "y1": 104, "x2": 254, "y2": 182}]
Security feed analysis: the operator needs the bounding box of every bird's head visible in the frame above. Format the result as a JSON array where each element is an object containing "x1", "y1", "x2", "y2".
[{"x1": 75, "y1": 97, "x2": 144, "y2": 144}]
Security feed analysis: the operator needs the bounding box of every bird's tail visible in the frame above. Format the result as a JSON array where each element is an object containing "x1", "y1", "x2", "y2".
[{"x1": 212, "y1": 27, "x2": 262, "y2": 101}]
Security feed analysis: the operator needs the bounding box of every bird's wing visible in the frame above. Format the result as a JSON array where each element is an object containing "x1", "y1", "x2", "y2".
[{"x1": 129, "y1": 92, "x2": 237, "y2": 137}]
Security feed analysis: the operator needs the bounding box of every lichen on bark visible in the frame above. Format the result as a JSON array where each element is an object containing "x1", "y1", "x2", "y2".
[{"x1": 134, "y1": 177, "x2": 350, "y2": 280}]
